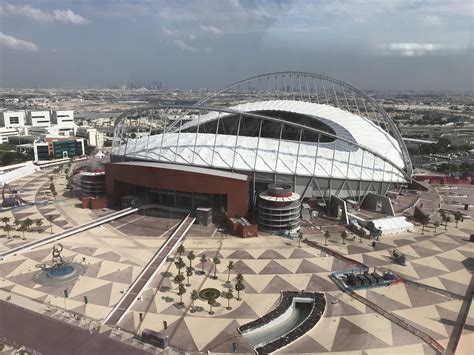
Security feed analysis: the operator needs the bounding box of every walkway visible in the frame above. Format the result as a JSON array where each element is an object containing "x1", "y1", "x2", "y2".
[
  {"x1": 0, "y1": 207, "x2": 139, "y2": 260},
  {"x1": 105, "y1": 215, "x2": 196, "y2": 326},
  {"x1": 0, "y1": 300, "x2": 146, "y2": 355}
]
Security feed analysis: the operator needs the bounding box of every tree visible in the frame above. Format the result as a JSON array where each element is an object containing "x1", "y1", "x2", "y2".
[
  {"x1": 186, "y1": 266, "x2": 193, "y2": 287},
  {"x1": 52, "y1": 190, "x2": 58, "y2": 201},
  {"x1": 421, "y1": 215, "x2": 430, "y2": 234},
  {"x1": 14, "y1": 219, "x2": 22, "y2": 230},
  {"x1": 224, "y1": 289, "x2": 234, "y2": 310},
  {"x1": 235, "y1": 281, "x2": 245, "y2": 301},
  {"x1": 23, "y1": 218, "x2": 33, "y2": 232},
  {"x1": 200, "y1": 255, "x2": 207, "y2": 274},
  {"x1": 177, "y1": 245, "x2": 185, "y2": 257},
  {"x1": 1, "y1": 216, "x2": 10, "y2": 227},
  {"x1": 177, "y1": 283, "x2": 186, "y2": 305},
  {"x1": 212, "y1": 257, "x2": 220, "y2": 279},
  {"x1": 340, "y1": 231, "x2": 348, "y2": 245},
  {"x1": 46, "y1": 215, "x2": 56, "y2": 233},
  {"x1": 187, "y1": 251, "x2": 195, "y2": 268},
  {"x1": 35, "y1": 218, "x2": 44, "y2": 232},
  {"x1": 18, "y1": 224, "x2": 27, "y2": 239},
  {"x1": 226, "y1": 261, "x2": 234, "y2": 284},
  {"x1": 433, "y1": 221, "x2": 440, "y2": 233},
  {"x1": 174, "y1": 273, "x2": 185, "y2": 285},
  {"x1": 442, "y1": 214, "x2": 451, "y2": 230},
  {"x1": 324, "y1": 231, "x2": 330, "y2": 246},
  {"x1": 454, "y1": 211, "x2": 463, "y2": 228},
  {"x1": 50, "y1": 182, "x2": 56, "y2": 195},
  {"x1": 359, "y1": 228, "x2": 367, "y2": 241},
  {"x1": 4, "y1": 224, "x2": 13, "y2": 238},
  {"x1": 236, "y1": 273, "x2": 244, "y2": 283},
  {"x1": 208, "y1": 296, "x2": 216, "y2": 315},
  {"x1": 297, "y1": 231, "x2": 303, "y2": 248},
  {"x1": 190, "y1": 290, "x2": 199, "y2": 313},
  {"x1": 175, "y1": 257, "x2": 186, "y2": 275}
]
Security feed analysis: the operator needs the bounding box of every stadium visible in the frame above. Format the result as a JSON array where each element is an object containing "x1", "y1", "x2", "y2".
[{"x1": 107, "y1": 72, "x2": 412, "y2": 229}]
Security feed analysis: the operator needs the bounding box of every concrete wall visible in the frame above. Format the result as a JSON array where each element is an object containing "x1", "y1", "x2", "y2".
[{"x1": 361, "y1": 192, "x2": 395, "y2": 216}]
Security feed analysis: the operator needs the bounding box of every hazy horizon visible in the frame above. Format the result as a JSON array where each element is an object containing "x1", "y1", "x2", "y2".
[{"x1": 0, "y1": 1, "x2": 473, "y2": 91}]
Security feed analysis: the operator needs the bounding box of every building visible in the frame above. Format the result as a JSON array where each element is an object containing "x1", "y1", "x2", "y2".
[
  {"x1": 76, "y1": 127, "x2": 104, "y2": 148},
  {"x1": 0, "y1": 127, "x2": 20, "y2": 144},
  {"x1": 0, "y1": 111, "x2": 25, "y2": 128},
  {"x1": 33, "y1": 136, "x2": 85, "y2": 161},
  {"x1": 27, "y1": 111, "x2": 51, "y2": 127},
  {"x1": 106, "y1": 72, "x2": 412, "y2": 227}
]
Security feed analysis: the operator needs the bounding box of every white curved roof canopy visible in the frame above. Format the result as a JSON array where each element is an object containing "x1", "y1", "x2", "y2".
[{"x1": 114, "y1": 100, "x2": 408, "y2": 183}]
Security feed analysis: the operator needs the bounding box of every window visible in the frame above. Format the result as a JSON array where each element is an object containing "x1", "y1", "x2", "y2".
[{"x1": 9, "y1": 117, "x2": 19, "y2": 124}]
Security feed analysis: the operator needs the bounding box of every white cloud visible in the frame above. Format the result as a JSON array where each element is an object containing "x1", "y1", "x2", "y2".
[
  {"x1": 0, "y1": 3, "x2": 89, "y2": 24},
  {"x1": 200, "y1": 25, "x2": 222, "y2": 34},
  {"x1": 174, "y1": 39, "x2": 199, "y2": 52},
  {"x1": 377, "y1": 42, "x2": 463, "y2": 56},
  {"x1": 0, "y1": 32, "x2": 38, "y2": 51}
]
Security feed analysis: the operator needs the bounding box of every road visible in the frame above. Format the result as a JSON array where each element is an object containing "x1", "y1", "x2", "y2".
[{"x1": 0, "y1": 300, "x2": 146, "y2": 355}]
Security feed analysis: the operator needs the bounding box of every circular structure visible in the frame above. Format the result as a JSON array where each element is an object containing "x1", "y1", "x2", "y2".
[
  {"x1": 198, "y1": 288, "x2": 221, "y2": 301},
  {"x1": 34, "y1": 262, "x2": 85, "y2": 286},
  {"x1": 109, "y1": 72, "x2": 412, "y2": 220},
  {"x1": 258, "y1": 184, "x2": 301, "y2": 233}
]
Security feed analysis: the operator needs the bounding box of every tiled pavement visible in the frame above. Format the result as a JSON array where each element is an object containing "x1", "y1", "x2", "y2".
[{"x1": 117, "y1": 222, "x2": 472, "y2": 354}]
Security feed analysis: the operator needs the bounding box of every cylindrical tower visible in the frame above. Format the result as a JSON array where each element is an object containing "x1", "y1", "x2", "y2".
[{"x1": 257, "y1": 184, "x2": 301, "y2": 233}]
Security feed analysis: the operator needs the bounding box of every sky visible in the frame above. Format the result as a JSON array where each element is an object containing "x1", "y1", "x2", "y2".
[{"x1": 0, "y1": 0, "x2": 472, "y2": 91}]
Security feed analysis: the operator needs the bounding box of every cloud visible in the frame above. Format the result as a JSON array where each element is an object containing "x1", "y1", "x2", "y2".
[
  {"x1": 0, "y1": 3, "x2": 89, "y2": 24},
  {"x1": 200, "y1": 25, "x2": 222, "y2": 34},
  {"x1": 377, "y1": 42, "x2": 462, "y2": 57},
  {"x1": 0, "y1": 32, "x2": 38, "y2": 51},
  {"x1": 174, "y1": 39, "x2": 199, "y2": 52}
]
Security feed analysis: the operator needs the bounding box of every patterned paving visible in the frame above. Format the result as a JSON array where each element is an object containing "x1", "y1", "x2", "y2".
[{"x1": 114, "y1": 220, "x2": 473, "y2": 354}]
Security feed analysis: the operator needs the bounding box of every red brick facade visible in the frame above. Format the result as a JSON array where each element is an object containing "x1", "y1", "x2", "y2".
[{"x1": 105, "y1": 163, "x2": 249, "y2": 217}]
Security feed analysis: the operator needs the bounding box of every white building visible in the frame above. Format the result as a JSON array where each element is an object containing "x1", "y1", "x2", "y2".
[
  {"x1": 0, "y1": 111, "x2": 25, "y2": 128},
  {"x1": 27, "y1": 111, "x2": 51, "y2": 127},
  {"x1": 0, "y1": 127, "x2": 20, "y2": 144},
  {"x1": 76, "y1": 127, "x2": 104, "y2": 148},
  {"x1": 52, "y1": 110, "x2": 75, "y2": 128}
]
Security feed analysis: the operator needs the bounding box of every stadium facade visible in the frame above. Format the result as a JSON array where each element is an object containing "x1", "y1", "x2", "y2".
[{"x1": 107, "y1": 72, "x2": 412, "y2": 223}]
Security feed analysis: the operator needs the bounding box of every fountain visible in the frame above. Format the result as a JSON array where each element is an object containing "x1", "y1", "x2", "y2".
[{"x1": 34, "y1": 243, "x2": 85, "y2": 285}]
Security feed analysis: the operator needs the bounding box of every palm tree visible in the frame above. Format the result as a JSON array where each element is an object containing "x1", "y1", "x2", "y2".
[
  {"x1": 23, "y1": 218, "x2": 33, "y2": 232},
  {"x1": 297, "y1": 232, "x2": 303, "y2": 248},
  {"x1": 200, "y1": 255, "x2": 207, "y2": 274},
  {"x1": 177, "y1": 283, "x2": 186, "y2": 305},
  {"x1": 324, "y1": 231, "x2": 330, "y2": 246},
  {"x1": 421, "y1": 215, "x2": 430, "y2": 234},
  {"x1": 226, "y1": 261, "x2": 234, "y2": 284},
  {"x1": 175, "y1": 257, "x2": 186, "y2": 275},
  {"x1": 187, "y1": 251, "x2": 195, "y2": 268},
  {"x1": 433, "y1": 221, "x2": 440, "y2": 232},
  {"x1": 177, "y1": 245, "x2": 185, "y2": 257},
  {"x1": 174, "y1": 273, "x2": 185, "y2": 284},
  {"x1": 340, "y1": 231, "x2": 348, "y2": 245},
  {"x1": 208, "y1": 296, "x2": 216, "y2": 315},
  {"x1": 18, "y1": 224, "x2": 27, "y2": 240},
  {"x1": 454, "y1": 211, "x2": 462, "y2": 228},
  {"x1": 235, "y1": 281, "x2": 245, "y2": 301},
  {"x1": 443, "y1": 215, "x2": 451, "y2": 230},
  {"x1": 46, "y1": 215, "x2": 56, "y2": 233},
  {"x1": 190, "y1": 290, "x2": 199, "y2": 313},
  {"x1": 14, "y1": 219, "x2": 22, "y2": 230},
  {"x1": 35, "y1": 219, "x2": 44, "y2": 233},
  {"x1": 212, "y1": 257, "x2": 220, "y2": 279},
  {"x1": 236, "y1": 273, "x2": 244, "y2": 283},
  {"x1": 224, "y1": 290, "x2": 234, "y2": 310},
  {"x1": 1, "y1": 216, "x2": 10, "y2": 227},
  {"x1": 186, "y1": 266, "x2": 193, "y2": 287},
  {"x1": 4, "y1": 224, "x2": 13, "y2": 238}
]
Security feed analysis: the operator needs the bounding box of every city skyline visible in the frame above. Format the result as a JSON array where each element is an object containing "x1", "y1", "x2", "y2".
[{"x1": 0, "y1": 0, "x2": 473, "y2": 91}]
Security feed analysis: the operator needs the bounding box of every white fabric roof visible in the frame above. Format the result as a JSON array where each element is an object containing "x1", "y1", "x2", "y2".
[{"x1": 114, "y1": 100, "x2": 408, "y2": 183}]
